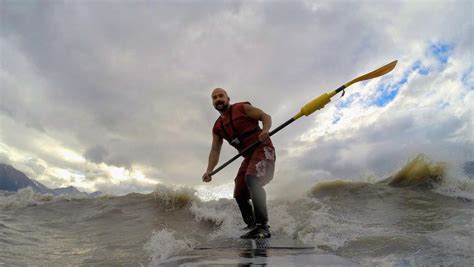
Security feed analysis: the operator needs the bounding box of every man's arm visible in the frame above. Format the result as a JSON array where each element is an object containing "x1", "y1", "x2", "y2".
[
  {"x1": 243, "y1": 104, "x2": 272, "y2": 143},
  {"x1": 202, "y1": 132, "x2": 223, "y2": 182}
]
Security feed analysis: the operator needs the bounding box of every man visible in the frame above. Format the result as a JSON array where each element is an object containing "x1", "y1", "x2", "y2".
[{"x1": 202, "y1": 88, "x2": 276, "y2": 239}]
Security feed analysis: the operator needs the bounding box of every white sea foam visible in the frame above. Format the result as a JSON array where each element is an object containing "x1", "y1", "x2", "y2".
[
  {"x1": 189, "y1": 198, "x2": 241, "y2": 239},
  {"x1": 274, "y1": 197, "x2": 351, "y2": 250},
  {"x1": 195, "y1": 183, "x2": 234, "y2": 201},
  {"x1": 299, "y1": 209, "x2": 350, "y2": 250},
  {"x1": 143, "y1": 188, "x2": 243, "y2": 263},
  {"x1": 143, "y1": 229, "x2": 195, "y2": 266},
  {"x1": 433, "y1": 166, "x2": 474, "y2": 200},
  {"x1": 270, "y1": 197, "x2": 393, "y2": 251},
  {"x1": 268, "y1": 202, "x2": 298, "y2": 237},
  {"x1": 0, "y1": 187, "x2": 54, "y2": 208}
]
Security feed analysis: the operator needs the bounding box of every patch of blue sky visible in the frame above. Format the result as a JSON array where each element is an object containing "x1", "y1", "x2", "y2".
[
  {"x1": 373, "y1": 71, "x2": 414, "y2": 107},
  {"x1": 429, "y1": 42, "x2": 454, "y2": 64},
  {"x1": 411, "y1": 60, "x2": 430, "y2": 76},
  {"x1": 335, "y1": 92, "x2": 360, "y2": 109},
  {"x1": 373, "y1": 73, "x2": 409, "y2": 107},
  {"x1": 374, "y1": 84, "x2": 399, "y2": 107},
  {"x1": 337, "y1": 52, "x2": 440, "y2": 110},
  {"x1": 418, "y1": 67, "x2": 430, "y2": 76},
  {"x1": 373, "y1": 55, "x2": 437, "y2": 107},
  {"x1": 462, "y1": 66, "x2": 474, "y2": 90},
  {"x1": 340, "y1": 43, "x2": 455, "y2": 110}
]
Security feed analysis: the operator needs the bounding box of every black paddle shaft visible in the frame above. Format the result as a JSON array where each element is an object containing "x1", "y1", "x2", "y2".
[{"x1": 210, "y1": 117, "x2": 296, "y2": 176}]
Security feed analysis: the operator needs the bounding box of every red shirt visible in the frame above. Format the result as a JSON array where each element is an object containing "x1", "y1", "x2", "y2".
[{"x1": 213, "y1": 102, "x2": 273, "y2": 154}]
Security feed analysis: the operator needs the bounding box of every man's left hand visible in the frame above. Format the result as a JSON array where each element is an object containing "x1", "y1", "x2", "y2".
[{"x1": 258, "y1": 130, "x2": 270, "y2": 144}]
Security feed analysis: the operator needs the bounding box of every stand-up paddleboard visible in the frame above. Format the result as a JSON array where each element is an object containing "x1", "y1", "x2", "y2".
[
  {"x1": 196, "y1": 234, "x2": 314, "y2": 250},
  {"x1": 161, "y1": 234, "x2": 360, "y2": 266}
]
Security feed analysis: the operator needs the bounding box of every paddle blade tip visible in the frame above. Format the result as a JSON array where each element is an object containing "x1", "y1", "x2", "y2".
[{"x1": 386, "y1": 60, "x2": 398, "y2": 71}]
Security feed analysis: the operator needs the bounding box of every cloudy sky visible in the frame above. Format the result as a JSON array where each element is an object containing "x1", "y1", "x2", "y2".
[{"x1": 1, "y1": 0, "x2": 472, "y2": 196}]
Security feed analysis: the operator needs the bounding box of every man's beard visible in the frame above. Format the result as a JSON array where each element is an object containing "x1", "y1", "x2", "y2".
[{"x1": 214, "y1": 101, "x2": 229, "y2": 111}]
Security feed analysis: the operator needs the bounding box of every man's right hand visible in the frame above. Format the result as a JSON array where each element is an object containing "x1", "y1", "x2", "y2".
[{"x1": 202, "y1": 171, "x2": 212, "y2": 182}]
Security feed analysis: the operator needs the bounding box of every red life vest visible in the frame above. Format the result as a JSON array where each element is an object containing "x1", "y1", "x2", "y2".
[{"x1": 213, "y1": 102, "x2": 273, "y2": 153}]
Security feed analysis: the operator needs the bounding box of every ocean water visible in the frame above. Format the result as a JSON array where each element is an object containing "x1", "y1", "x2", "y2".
[{"x1": 1, "y1": 156, "x2": 473, "y2": 266}]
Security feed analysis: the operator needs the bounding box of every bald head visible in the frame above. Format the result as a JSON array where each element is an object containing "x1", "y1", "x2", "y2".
[
  {"x1": 211, "y1": 88, "x2": 230, "y2": 112},
  {"x1": 212, "y1": 88, "x2": 228, "y2": 98}
]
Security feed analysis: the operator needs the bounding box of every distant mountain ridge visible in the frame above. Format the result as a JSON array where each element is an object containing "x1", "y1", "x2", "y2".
[{"x1": 0, "y1": 163, "x2": 101, "y2": 196}]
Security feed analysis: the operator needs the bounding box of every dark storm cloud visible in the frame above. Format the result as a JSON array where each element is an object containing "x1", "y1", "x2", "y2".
[{"x1": 83, "y1": 145, "x2": 108, "y2": 164}]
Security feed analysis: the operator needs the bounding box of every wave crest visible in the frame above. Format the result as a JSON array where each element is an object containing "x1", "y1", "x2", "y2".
[
  {"x1": 386, "y1": 154, "x2": 445, "y2": 188},
  {"x1": 0, "y1": 187, "x2": 54, "y2": 208},
  {"x1": 152, "y1": 184, "x2": 198, "y2": 209}
]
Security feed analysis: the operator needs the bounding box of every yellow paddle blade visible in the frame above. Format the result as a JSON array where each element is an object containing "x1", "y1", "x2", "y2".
[
  {"x1": 293, "y1": 60, "x2": 398, "y2": 120},
  {"x1": 344, "y1": 60, "x2": 398, "y2": 87}
]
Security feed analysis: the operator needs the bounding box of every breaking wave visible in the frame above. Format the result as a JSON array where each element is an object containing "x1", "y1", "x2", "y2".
[
  {"x1": 0, "y1": 187, "x2": 101, "y2": 209},
  {"x1": 383, "y1": 154, "x2": 446, "y2": 188}
]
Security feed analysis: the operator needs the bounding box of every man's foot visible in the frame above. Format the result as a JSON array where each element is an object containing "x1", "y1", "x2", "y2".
[
  {"x1": 241, "y1": 223, "x2": 256, "y2": 231},
  {"x1": 240, "y1": 224, "x2": 271, "y2": 239}
]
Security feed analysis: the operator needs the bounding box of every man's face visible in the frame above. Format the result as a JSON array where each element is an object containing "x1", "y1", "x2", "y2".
[{"x1": 212, "y1": 89, "x2": 230, "y2": 112}]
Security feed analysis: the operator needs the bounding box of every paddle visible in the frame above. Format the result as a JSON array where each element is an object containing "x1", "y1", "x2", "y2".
[{"x1": 210, "y1": 60, "x2": 398, "y2": 176}]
